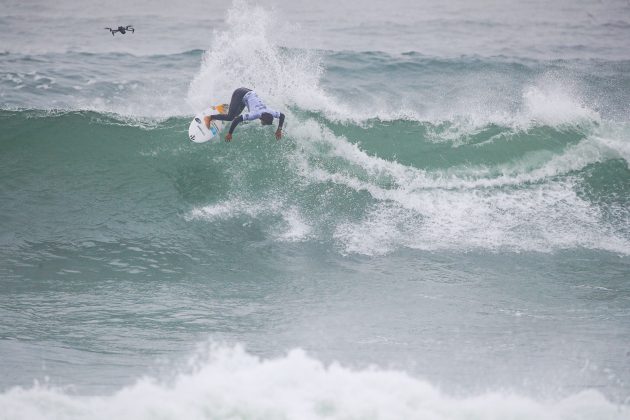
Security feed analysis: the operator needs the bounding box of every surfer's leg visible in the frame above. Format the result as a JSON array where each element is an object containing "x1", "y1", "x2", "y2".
[
  {"x1": 226, "y1": 87, "x2": 250, "y2": 119},
  {"x1": 209, "y1": 88, "x2": 251, "y2": 121}
]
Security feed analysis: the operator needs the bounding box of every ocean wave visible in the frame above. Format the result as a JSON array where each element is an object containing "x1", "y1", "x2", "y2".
[
  {"x1": 0, "y1": 344, "x2": 626, "y2": 420},
  {"x1": 2, "y1": 108, "x2": 628, "y2": 256}
]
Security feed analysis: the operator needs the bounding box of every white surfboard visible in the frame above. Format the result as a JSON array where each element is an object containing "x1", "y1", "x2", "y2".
[{"x1": 188, "y1": 104, "x2": 227, "y2": 143}]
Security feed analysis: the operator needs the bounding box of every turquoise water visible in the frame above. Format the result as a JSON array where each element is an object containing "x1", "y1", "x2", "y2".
[{"x1": 1, "y1": 1, "x2": 630, "y2": 418}]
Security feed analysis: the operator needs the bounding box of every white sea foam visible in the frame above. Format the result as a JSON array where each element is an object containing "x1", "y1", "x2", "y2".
[
  {"x1": 407, "y1": 76, "x2": 602, "y2": 144},
  {"x1": 0, "y1": 344, "x2": 625, "y2": 420},
  {"x1": 277, "y1": 206, "x2": 312, "y2": 242},
  {"x1": 521, "y1": 84, "x2": 600, "y2": 127},
  {"x1": 188, "y1": 198, "x2": 312, "y2": 243},
  {"x1": 188, "y1": 197, "x2": 274, "y2": 220},
  {"x1": 291, "y1": 118, "x2": 616, "y2": 191},
  {"x1": 333, "y1": 184, "x2": 629, "y2": 256},
  {"x1": 594, "y1": 123, "x2": 630, "y2": 164},
  {"x1": 288, "y1": 119, "x2": 630, "y2": 255}
]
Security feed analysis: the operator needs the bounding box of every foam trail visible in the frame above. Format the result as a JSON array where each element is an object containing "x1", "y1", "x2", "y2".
[
  {"x1": 188, "y1": 198, "x2": 312, "y2": 243},
  {"x1": 288, "y1": 120, "x2": 630, "y2": 255},
  {"x1": 290, "y1": 118, "x2": 615, "y2": 191},
  {"x1": 0, "y1": 345, "x2": 626, "y2": 420}
]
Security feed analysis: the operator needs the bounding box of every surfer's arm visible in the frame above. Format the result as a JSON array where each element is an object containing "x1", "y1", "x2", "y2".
[
  {"x1": 275, "y1": 113, "x2": 285, "y2": 140},
  {"x1": 228, "y1": 115, "x2": 244, "y2": 134}
]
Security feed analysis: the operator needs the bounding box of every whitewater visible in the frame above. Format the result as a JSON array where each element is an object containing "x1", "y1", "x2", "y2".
[{"x1": 1, "y1": 0, "x2": 629, "y2": 419}]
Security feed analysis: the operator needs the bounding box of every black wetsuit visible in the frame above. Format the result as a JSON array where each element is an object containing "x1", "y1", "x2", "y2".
[{"x1": 210, "y1": 87, "x2": 285, "y2": 134}]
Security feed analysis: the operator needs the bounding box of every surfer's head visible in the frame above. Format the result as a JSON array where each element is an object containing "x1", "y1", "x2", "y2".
[{"x1": 260, "y1": 112, "x2": 274, "y2": 126}]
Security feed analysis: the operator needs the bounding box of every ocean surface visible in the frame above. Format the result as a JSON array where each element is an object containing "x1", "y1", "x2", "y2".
[{"x1": 1, "y1": 0, "x2": 630, "y2": 418}]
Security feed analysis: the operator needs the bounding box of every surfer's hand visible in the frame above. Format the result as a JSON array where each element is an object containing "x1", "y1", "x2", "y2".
[
  {"x1": 275, "y1": 129, "x2": 282, "y2": 140},
  {"x1": 204, "y1": 116, "x2": 212, "y2": 128},
  {"x1": 225, "y1": 133, "x2": 232, "y2": 142}
]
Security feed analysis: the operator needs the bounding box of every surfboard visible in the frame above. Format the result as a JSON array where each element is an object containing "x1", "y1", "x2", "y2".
[{"x1": 188, "y1": 104, "x2": 227, "y2": 143}]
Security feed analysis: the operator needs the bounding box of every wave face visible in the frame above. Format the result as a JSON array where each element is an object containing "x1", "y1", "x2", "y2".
[
  {"x1": 1, "y1": 0, "x2": 630, "y2": 417},
  {"x1": 1, "y1": 106, "x2": 628, "y2": 256}
]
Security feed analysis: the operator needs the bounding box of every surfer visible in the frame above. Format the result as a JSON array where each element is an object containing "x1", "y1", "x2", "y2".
[{"x1": 204, "y1": 87, "x2": 285, "y2": 141}]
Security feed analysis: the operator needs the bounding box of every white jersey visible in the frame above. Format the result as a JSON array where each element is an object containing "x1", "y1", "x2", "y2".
[{"x1": 241, "y1": 91, "x2": 281, "y2": 121}]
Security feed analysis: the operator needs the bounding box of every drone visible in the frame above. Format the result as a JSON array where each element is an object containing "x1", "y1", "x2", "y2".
[{"x1": 105, "y1": 26, "x2": 135, "y2": 36}]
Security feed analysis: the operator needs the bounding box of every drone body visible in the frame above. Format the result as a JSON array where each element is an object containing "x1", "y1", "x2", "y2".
[{"x1": 105, "y1": 26, "x2": 135, "y2": 36}]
